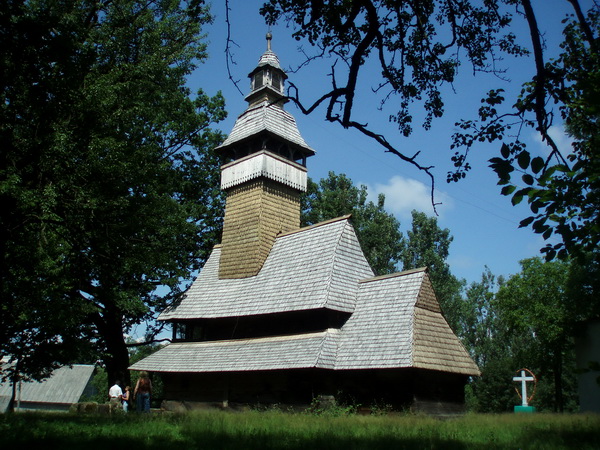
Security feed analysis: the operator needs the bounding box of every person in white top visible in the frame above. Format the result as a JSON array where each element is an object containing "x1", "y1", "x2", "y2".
[{"x1": 108, "y1": 381, "x2": 123, "y2": 409}]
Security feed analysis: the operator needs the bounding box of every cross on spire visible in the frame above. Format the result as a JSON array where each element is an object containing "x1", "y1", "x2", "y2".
[{"x1": 266, "y1": 32, "x2": 272, "y2": 51}]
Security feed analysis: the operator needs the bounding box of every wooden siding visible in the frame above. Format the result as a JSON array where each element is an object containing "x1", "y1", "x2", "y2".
[
  {"x1": 219, "y1": 178, "x2": 301, "y2": 278},
  {"x1": 221, "y1": 151, "x2": 307, "y2": 191}
]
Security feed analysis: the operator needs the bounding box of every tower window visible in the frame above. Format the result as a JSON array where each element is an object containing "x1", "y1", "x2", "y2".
[
  {"x1": 253, "y1": 72, "x2": 264, "y2": 90},
  {"x1": 272, "y1": 72, "x2": 282, "y2": 92}
]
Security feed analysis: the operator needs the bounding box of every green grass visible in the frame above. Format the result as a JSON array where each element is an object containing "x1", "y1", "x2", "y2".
[{"x1": 1, "y1": 410, "x2": 599, "y2": 449}]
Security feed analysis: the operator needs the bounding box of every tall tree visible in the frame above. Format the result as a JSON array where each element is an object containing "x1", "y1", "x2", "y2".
[
  {"x1": 0, "y1": 0, "x2": 226, "y2": 393},
  {"x1": 459, "y1": 267, "x2": 503, "y2": 368},
  {"x1": 257, "y1": 0, "x2": 599, "y2": 264},
  {"x1": 494, "y1": 257, "x2": 579, "y2": 412},
  {"x1": 301, "y1": 172, "x2": 403, "y2": 275},
  {"x1": 399, "y1": 210, "x2": 464, "y2": 332}
]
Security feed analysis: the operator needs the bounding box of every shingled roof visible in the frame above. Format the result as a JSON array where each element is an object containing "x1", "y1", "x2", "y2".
[
  {"x1": 132, "y1": 218, "x2": 479, "y2": 377},
  {"x1": 0, "y1": 364, "x2": 95, "y2": 411},
  {"x1": 159, "y1": 216, "x2": 373, "y2": 320},
  {"x1": 337, "y1": 269, "x2": 479, "y2": 375},
  {"x1": 130, "y1": 36, "x2": 479, "y2": 383},
  {"x1": 215, "y1": 101, "x2": 315, "y2": 156},
  {"x1": 129, "y1": 330, "x2": 339, "y2": 373}
]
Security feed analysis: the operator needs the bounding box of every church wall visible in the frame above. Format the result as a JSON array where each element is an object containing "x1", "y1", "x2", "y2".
[
  {"x1": 160, "y1": 369, "x2": 318, "y2": 408},
  {"x1": 158, "y1": 368, "x2": 469, "y2": 413}
]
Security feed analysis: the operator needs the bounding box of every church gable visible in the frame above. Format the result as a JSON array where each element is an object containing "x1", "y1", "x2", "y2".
[
  {"x1": 414, "y1": 271, "x2": 442, "y2": 313},
  {"x1": 412, "y1": 274, "x2": 480, "y2": 376}
]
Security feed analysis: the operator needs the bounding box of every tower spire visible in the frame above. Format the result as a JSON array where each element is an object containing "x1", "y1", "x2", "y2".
[{"x1": 266, "y1": 32, "x2": 272, "y2": 51}]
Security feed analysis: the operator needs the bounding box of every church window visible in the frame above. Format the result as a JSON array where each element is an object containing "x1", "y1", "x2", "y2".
[
  {"x1": 253, "y1": 72, "x2": 264, "y2": 90},
  {"x1": 272, "y1": 72, "x2": 282, "y2": 92}
]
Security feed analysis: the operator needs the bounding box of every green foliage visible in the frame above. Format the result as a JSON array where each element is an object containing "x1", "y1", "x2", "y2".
[
  {"x1": 0, "y1": 0, "x2": 226, "y2": 387},
  {"x1": 260, "y1": 1, "x2": 599, "y2": 267},
  {"x1": 88, "y1": 368, "x2": 109, "y2": 405},
  {"x1": 261, "y1": 0, "x2": 522, "y2": 137},
  {"x1": 301, "y1": 172, "x2": 403, "y2": 275},
  {"x1": 493, "y1": 258, "x2": 579, "y2": 412},
  {"x1": 464, "y1": 257, "x2": 592, "y2": 413},
  {"x1": 304, "y1": 394, "x2": 360, "y2": 417},
  {"x1": 452, "y1": 4, "x2": 600, "y2": 264},
  {"x1": 399, "y1": 210, "x2": 465, "y2": 333},
  {"x1": 458, "y1": 267, "x2": 503, "y2": 368}
]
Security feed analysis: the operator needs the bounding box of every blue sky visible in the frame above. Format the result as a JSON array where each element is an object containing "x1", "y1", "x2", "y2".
[{"x1": 187, "y1": 1, "x2": 584, "y2": 286}]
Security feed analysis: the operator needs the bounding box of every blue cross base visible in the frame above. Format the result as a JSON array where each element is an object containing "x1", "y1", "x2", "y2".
[{"x1": 514, "y1": 405, "x2": 536, "y2": 413}]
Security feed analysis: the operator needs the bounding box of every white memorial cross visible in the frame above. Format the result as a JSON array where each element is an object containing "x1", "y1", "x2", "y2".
[{"x1": 513, "y1": 369, "x2": 535, "y2": 406}]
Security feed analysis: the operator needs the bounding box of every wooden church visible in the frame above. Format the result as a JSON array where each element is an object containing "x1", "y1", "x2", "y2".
[{"x1": 130, "y1": 34, "x2": 479, "y2": 414}]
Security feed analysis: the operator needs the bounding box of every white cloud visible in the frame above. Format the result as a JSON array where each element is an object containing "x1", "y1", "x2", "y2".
[
  {"x1": 532, "y1": 124, "x2": 574, "y2": 156},
  {"x1": 365, "y1": 175, "x2": 454, "y2": 220}
]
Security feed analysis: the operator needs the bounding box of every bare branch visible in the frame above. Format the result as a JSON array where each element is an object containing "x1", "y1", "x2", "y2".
[{"x1": 224, "y1": 0, "x2": 243, "y2": 96}]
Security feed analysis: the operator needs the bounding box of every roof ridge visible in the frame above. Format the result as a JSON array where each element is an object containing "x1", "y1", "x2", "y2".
[
  {"x1": 169, "y1": 330, "x2": 331, "y2": 347},
  {"x1": 314, "y1": 328, "x2": 341, "y2": 368},
  {"x1": 359, "y1": 267, "x2": 427, "y2": 284},
  {"x1": 278, "y1": 214, "x2": 352, "y2": 238}
]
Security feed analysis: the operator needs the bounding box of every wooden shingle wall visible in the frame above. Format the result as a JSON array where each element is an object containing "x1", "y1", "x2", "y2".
[
  {"x1": 415, "y1": 273, "x2": 441, "y2": 313},
  {"x1": 413, "y1": 277, "x2": 480, "y2": 376},
  {"x1": 219, "y1": 178, "x2": 300, "y2": 278}
]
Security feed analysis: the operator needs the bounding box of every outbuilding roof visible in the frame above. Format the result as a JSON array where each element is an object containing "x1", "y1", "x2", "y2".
[{"x1": 0, "y1": 364, "x2": 95, "y2": 411}]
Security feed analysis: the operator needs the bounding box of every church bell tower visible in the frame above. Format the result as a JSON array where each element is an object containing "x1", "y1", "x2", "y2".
[{"x1": 216, "y1": 34, "x2": 315, "y2": 279}]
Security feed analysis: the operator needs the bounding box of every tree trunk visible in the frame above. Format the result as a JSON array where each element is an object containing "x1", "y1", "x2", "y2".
[
  {"x1": 95, "y1": 304, "x2": 131, "y2": 392},
  {"x1": 554, "y1": 350, "x2": 564, "y2": 412},
  {"x1": 7, "y1": 374, "x2": 17, "y2": 413}
]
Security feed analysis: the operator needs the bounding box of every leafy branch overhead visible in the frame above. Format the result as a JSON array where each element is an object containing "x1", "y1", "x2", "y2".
[
  {"x1": 255, "y1": 0, "x2": 598, "y2": 263},
  {"x1": 258, "y1": 0, "x2": 525, "y2": 212},
  {"x1": 457, "y1": 5, "x2": 599, "y2": 261}
]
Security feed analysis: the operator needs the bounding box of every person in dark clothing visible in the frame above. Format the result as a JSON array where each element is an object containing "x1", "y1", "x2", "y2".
[{"x1": 134, "y1": 371, "x2": 152, "y2": 413}]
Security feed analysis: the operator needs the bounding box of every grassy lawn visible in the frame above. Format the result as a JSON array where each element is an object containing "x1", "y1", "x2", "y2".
[{"x1": 1, "y1": 410, "x2": 599, "y2": 449}]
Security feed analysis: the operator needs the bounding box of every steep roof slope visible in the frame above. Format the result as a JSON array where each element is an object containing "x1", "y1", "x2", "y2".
[
  {"x1": 216, "y1": 101, "x2": 315, "y2": 156},
  {"x1": 412, "y1": 277, "x2": 480, "y2": 375},
  {"x1": 159, "y1": 217, "x2": 374, "y2": 320},
  {"x1": 336, "y1": 268, "x2": 479, "y2": 375}
]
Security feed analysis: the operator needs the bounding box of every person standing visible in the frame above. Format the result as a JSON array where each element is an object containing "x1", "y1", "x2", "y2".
[
  {"x1": 108, "y1": 381, "x2": 123, "y2": 410},
  {"x1": 134, "y1": 371, "x2": 152, "y2": 413},
  {"x1": 121, "y1": 386, "x2": 131, "y2": 412}
]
